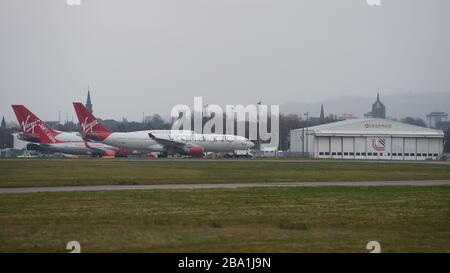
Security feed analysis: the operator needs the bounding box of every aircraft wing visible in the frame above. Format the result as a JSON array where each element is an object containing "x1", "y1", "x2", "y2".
[
  {"x1": 148, "y1": 133, "x2": 188, "y2": 150},
  {"x1": 82, "y1": 140, "x2": 109, "y2": 155},
  {"x1": 148, "y1": 133, "x2": 205, "y2": 156}
]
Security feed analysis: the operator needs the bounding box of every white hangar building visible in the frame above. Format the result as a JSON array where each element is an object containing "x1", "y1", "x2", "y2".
[{"x1": 290, "y1": 118, "x2": 445, "y2": 160}]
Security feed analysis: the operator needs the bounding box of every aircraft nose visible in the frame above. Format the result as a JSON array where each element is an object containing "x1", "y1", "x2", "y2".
[{"x1": 247, "y1": 141, "x2": 255, "y2": 148}]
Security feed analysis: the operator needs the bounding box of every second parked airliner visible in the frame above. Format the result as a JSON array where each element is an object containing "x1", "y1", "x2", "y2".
[{"x1": 73, "y1": 102, "x2": 254, "y2": 156}]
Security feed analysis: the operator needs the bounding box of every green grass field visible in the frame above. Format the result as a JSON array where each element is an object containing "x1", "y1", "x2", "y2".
[
  {"x1": 0, "y1": 186, "x2": 449, "y2": 252},
  {"x1": 1, "y1": 159, "x2": 449, "y2": 252},
  {"x1": 1, "y1": 159, "x2": 450, "y2": 187}
]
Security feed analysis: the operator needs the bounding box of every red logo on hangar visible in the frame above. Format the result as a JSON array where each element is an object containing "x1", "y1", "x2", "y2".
[
  {"x1": 372, "y1": 138, "x2": 386, "y2": 151},
  {"x1": 365, "y1": 124, "x2": 392, "y2": 129}
]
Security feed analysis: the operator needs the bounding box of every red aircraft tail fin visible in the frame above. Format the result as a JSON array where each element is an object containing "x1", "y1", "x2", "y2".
[
  {"x1": 11, "y1": 105, "x2": 61, "y2": 144},
  {"x1": 73, "y1": 102, "x2": 112, "y2": 141}
]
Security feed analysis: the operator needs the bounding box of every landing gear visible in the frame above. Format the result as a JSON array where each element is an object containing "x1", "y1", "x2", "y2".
[{"x1": 158, "y1": 152, "x2": 168, "y2": 158}]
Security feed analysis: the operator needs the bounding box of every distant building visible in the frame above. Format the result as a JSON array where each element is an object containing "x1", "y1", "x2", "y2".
[
  {"x1": 339, "y1": 113, "x2": 359, "y2": 120},
  {"x1": 290, "y1": 118, "x2": 444, "y2": 160},
  {"x1": 426, "y1": 112, "x2": 448, "y2": 129},
  {"x1": 86, "y1": 88, "x2": 93, "y2": 113},
  {"x1": 319, "y1": 104, "x2": 325, "y2": 123},
  {"x1": 307, "y1": 105, "x2": 327, "y2": 125},
  {"x1": 46, "y1": 121, "x2": 60, "y2": 129},
  {"x1": 364, "y1": 93, "x2": 386, "y2": 119},
  {"x1": 12, "y1": 133, "x2": 28, "y2": 150},
  {"x1": 437, "y1": 121, "x2": 450, "y2": 130},
  {"x1": 1, "y1": 117, "x2": 5, "y2": 129}
]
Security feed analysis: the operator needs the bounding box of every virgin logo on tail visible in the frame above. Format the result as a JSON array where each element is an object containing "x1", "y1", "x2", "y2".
[
  {"x1": 81, "y1": 117, "x2": 100, "y2": 133},
  {"x1": 21, "y1": 115, "x2": 58, "y2": 144},
  {"x1": 21, "y1": 115, "x2": 39, "y2": 134}
]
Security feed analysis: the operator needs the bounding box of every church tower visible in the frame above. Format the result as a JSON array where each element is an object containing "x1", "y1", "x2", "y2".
[
  {"x1": 319, "y1": 104, "x2": 325, "y2": 123},
  {"x1": 1, "y1": 116, "x2": 5, "y2": 129},
  {"x1": 371, "y1": 93, "x2": 386, "y2": 119},
  {"x1": 86, "y1": 87, "x2": 93, "y2": 113}
]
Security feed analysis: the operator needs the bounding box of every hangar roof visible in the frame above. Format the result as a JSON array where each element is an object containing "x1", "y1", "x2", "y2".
[{"x1": 292, "y1": 118, "x2": 444, "y2": 137}]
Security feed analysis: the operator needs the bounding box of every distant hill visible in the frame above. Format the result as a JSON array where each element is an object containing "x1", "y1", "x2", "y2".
[{"x1": 281, "y1": 92, "x2": 450, "y2": 120}]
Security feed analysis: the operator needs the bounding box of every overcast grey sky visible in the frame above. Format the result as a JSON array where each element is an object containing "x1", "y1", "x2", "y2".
[{"x1": 1, "y1": 0, "x2": 449, "y2": 122}]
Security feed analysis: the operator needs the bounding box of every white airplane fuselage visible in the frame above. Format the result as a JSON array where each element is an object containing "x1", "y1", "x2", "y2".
[
  {"x1": 99, "y1": 130, "x2": 253, "y2": 153},
  {"x1": 43, "y1": 131, "x2": 118, "y2": 155},
  {"x1": 40, "y1": 142, "x2": 112, "y2": 155}
]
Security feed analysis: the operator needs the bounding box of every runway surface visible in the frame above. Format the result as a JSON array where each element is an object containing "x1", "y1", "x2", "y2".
[{"x1": 1, "y1": 180, "x2": 450, "y2": 193}]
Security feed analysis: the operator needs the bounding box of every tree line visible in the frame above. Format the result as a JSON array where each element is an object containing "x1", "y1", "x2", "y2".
[{"x1": 1, "y1": 114, "x2": 449, "y2": 153}]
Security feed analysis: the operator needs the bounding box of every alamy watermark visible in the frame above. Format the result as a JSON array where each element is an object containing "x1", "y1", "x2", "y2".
[
  {"x1": 366, "y1": 0, "x2": 382, "y2": 6},
  {"x1": 366, "y1": 241, "x2": 381, "y2": 253},
  {"x1": 65, "y1": 1, "x2": 380, "y2": 7},
  {"x1": 66, "y1": 0, "x2": 81, "y2": 6},
  {"x1": 66, "y1": 241, "x2": 81, "y2": 253},
  {"x1": 66, "y1": 1, "x2": 380, "y2": 8},
  {"x1": 170, "y1": 97, "x2": 279, "y2": 150}
]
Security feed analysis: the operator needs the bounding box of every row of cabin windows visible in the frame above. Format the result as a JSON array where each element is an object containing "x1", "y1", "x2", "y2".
[{"x1": 318, "y1": 152, "x2": 439, "y2": 157}]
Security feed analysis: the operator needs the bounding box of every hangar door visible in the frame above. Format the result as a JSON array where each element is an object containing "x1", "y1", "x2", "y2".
[
  {"x1": 416, "y1": 138, "x2": 428, "y2": 160},
  {"x1": 391, "y1": 137, "x2": 404, "y2": 160},
  {"x1": 342, "y1": 137, "x2": 354, "y2": 159},
  {"x1": 354, "y1": 137, "x2": 366, "y2": 159},
  {"x1": 404, "y1": 138, "x2": 416, "y2": 160},
  {"x1": 317, "y1": 137, "x2": 330, "y2": 158},
  {"x1": 330, "y1": 137, "x2": 342, "y2": 158},
  {"x1": 429, "y1": 138, "x2": 442, "y2": 159}
]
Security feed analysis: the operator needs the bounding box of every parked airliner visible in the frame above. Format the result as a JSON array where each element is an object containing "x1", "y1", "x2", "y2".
[
  {"x1": 73, "y1": 102, "x2": 254, "y2": 157},
  {"x1": 11, "y1": 105, "x2": 125, "y2": 156}
]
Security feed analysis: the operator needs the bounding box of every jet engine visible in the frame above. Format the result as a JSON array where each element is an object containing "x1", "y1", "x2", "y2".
[
  {"x1": 101, "y1": 150, "x2": 116, "y2": 157},
  {"x1": 184, "y1": 146, "x2": 204, "y2": 157}
]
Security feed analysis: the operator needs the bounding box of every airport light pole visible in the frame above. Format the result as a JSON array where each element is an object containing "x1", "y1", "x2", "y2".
[
  {"x1": 304, "y1": 112, "x2": 309, "y2": 156},
  {"x1": 256, "y1": 101, "x2": 261, "y2": 151}
]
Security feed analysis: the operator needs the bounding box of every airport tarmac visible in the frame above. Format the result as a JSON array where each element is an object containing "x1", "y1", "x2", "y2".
[
  {"x1": 1, "y1": 180, "x2": 449, "y2": 194},
  {"x1": 89, "y1": 158, "x2": 450, "y2": 165}
]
